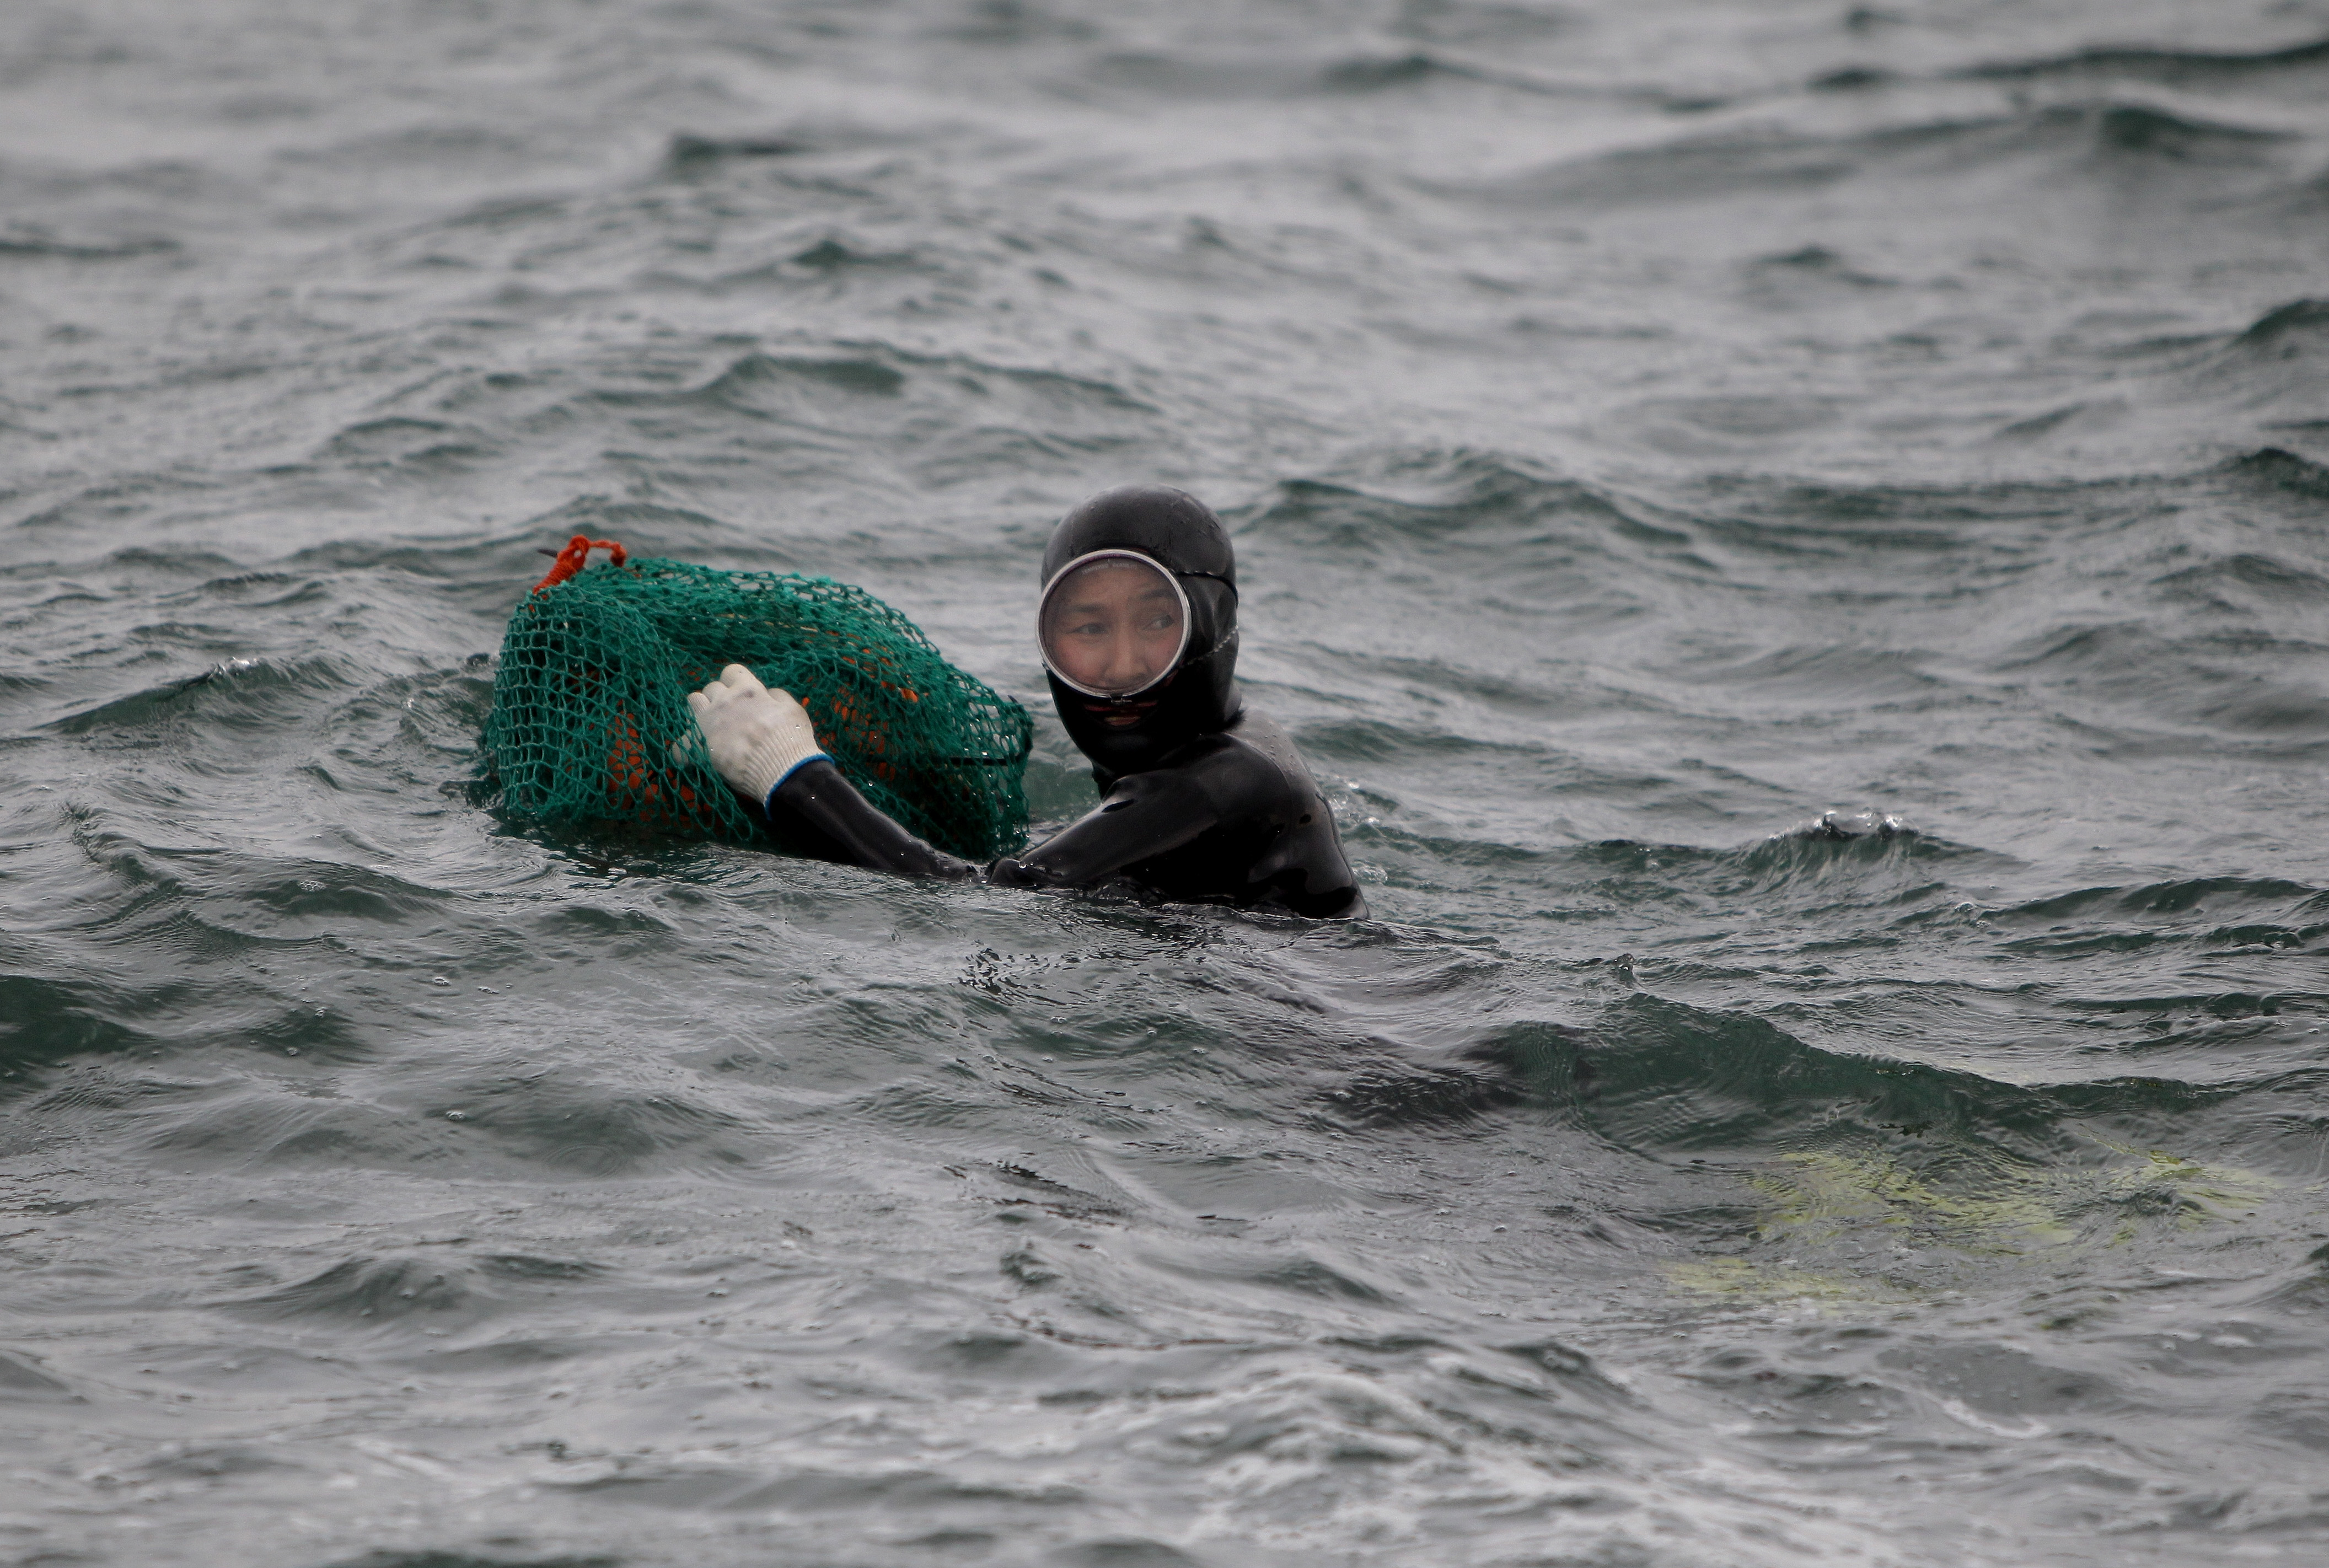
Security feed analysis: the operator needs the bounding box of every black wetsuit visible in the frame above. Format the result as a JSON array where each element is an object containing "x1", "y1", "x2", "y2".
[
  {"x1": 768, "y1": 709, "x2": 1364, "y2": 917},
  {"x1": 757, "y1": 485, "x2": 1367, "y2": 920}
]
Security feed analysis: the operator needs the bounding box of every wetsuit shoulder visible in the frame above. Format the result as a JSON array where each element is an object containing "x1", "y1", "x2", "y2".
[
  {"x1": 1018, "y1": 711, "x2": 1365, "y2": 918},
  {"x1": 1208, "y1": 713, "x2": 1368, "y2": 919}
]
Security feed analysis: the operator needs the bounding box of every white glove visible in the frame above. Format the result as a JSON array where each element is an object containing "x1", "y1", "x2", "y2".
[{"x1": 681, "y1": 664, "x2": 829, "y2": 806}]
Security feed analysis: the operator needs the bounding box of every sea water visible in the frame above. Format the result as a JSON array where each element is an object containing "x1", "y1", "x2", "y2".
[{"x1": 3, "y1": 2, "x2": 2327, "y2": 1563}]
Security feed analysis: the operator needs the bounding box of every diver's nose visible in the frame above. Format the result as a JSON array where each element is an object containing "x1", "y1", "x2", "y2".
[{"x1": 1101, "y1": 626, "x2": 1145, "y2": 688}]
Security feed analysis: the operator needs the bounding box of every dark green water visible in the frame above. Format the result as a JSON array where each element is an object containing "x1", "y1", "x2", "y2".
[{"x1": 3, "y1": 2, "x2": 2328, "y2": 1564}]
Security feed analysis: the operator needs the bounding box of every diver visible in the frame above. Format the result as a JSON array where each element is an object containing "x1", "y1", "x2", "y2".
[{"x1": 683, "y1": 485, "x2": 1367, "y2": 919}]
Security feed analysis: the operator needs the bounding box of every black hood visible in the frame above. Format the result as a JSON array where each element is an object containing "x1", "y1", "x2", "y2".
[{"x1": 1040, "y1": 485, "x2": 1241, "y2": 778}]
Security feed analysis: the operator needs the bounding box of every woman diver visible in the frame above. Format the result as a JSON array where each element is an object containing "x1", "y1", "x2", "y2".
[{"x1": 684, "y1": 485, "x2": 1366, "y2": 919}]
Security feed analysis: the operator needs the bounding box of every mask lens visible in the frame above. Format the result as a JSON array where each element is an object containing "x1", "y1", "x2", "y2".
[{"x1": 1039, "y1": 554, "x2": 1188, "y2": 697}]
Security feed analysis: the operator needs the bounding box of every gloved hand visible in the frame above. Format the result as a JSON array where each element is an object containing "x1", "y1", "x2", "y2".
[{"x1": 681, "y1": 664, "x2": 829, "y2": 806}]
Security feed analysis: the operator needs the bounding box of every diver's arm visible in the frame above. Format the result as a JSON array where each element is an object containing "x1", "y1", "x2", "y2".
[
  {"x1": 765, "y1": 760, "x2": 974, "y2": 880},
  {"x1": 991, "y1": 765, "x2": 1222, "y2": 889},
  {"x1": 766, "y1": 758, "x2": 1218, "y2": 889},
  {"x1": 685, "y1": 665, "x2": 971, "y2": 880},
  {"x1": 686, "y1": 664, "x2": 1217, "y2": 889},
  {"x1": 766, "y1": 758, "x2": 1219, "y2": 889},
  {"x1": 765, "y1": 756, "x2": 1216, "y2": 888}
]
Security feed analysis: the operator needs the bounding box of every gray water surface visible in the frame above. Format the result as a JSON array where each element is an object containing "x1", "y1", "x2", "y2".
[{"x1": 4, "y1": 2, "x2": 2329, "y2": 1564}]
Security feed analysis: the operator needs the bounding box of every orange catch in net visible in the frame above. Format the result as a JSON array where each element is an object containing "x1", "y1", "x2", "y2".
[{"x1": 480, "y1": 539, "x2": 1032, "y2": 860}]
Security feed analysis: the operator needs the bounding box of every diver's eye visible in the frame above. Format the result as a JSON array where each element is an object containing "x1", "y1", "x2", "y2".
[{"x1": 1066, "y1": 619, "x2": 1110, "y2": 637}]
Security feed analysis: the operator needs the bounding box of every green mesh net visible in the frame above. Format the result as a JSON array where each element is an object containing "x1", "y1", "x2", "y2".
[{"x1": 479, "y1": 544, "x2": 1033, "y2": 861}]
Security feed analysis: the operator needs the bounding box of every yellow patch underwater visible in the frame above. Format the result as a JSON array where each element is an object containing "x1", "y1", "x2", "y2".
[{"x1": 1667, "y1": 1145, "x2": 2292, "y2": 1311}]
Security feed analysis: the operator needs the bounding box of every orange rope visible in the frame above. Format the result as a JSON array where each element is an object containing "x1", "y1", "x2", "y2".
[{"x1": 532, "y1": 535, "x2": 627, "y2": 593}]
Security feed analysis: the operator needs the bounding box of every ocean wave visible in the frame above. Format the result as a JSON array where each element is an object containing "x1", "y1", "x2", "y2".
[
  {"x1": 0, "y1": 233, "x2": 178, "y2": 261},
  {"x1": 275, "y1": 123, "x2": 540, "y2": 173},
  {"x1": 6, "y1": 2, "x2": 2329, "y2": 1561},
  {"x1": 1958, "y1": 35, "x2": 2329, "y2": 89},
  {"x1": 2218, "y1": 446, "x2": 2329, "y2": 498},
  {"x1": 1464, "y1": 992, "x2": 2314, "y2": 1166},
  {"x1": 1237, "y1": 452, "x2": 1702, "y2": 603},
  {"x1": 2202, "y1": 299, "x2": 2329, "y2": 385},
  {"x1": 1391, "y1": 1, "x2": 1571, "y2": 49},
  {"x1": 1078, "y1": 46, "x2": 1554, "y2": 103},
  {"x1": 664, "y1": 132, "x2": 811, "y2": 169},
  {"x1": 1472, "y1": 99, "x2": 2303, "y2": 208}
]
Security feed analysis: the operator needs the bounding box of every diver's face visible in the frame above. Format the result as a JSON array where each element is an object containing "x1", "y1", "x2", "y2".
[{"x1": 1041, "y1": 559, "x2": 1185, "y2": 700}]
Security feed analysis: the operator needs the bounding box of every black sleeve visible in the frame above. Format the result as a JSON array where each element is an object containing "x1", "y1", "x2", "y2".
[
  {"x1": 764, "y1": 756, "x2": 1219, "y2": 892},
  {"x1": 765, "y1": 746, "x2": 1254, "y2": 899},
  {"x1": 994, "y1": 764, "x2": 1222, "y2": 889},
  {"x1": 763, "y1": 760, "x2": 975, "y2": 880}
]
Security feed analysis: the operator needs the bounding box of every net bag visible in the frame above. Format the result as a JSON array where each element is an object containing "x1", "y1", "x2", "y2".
[{"x1": 479, "y1": 536, "x2": 1033, "y2": 860}]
